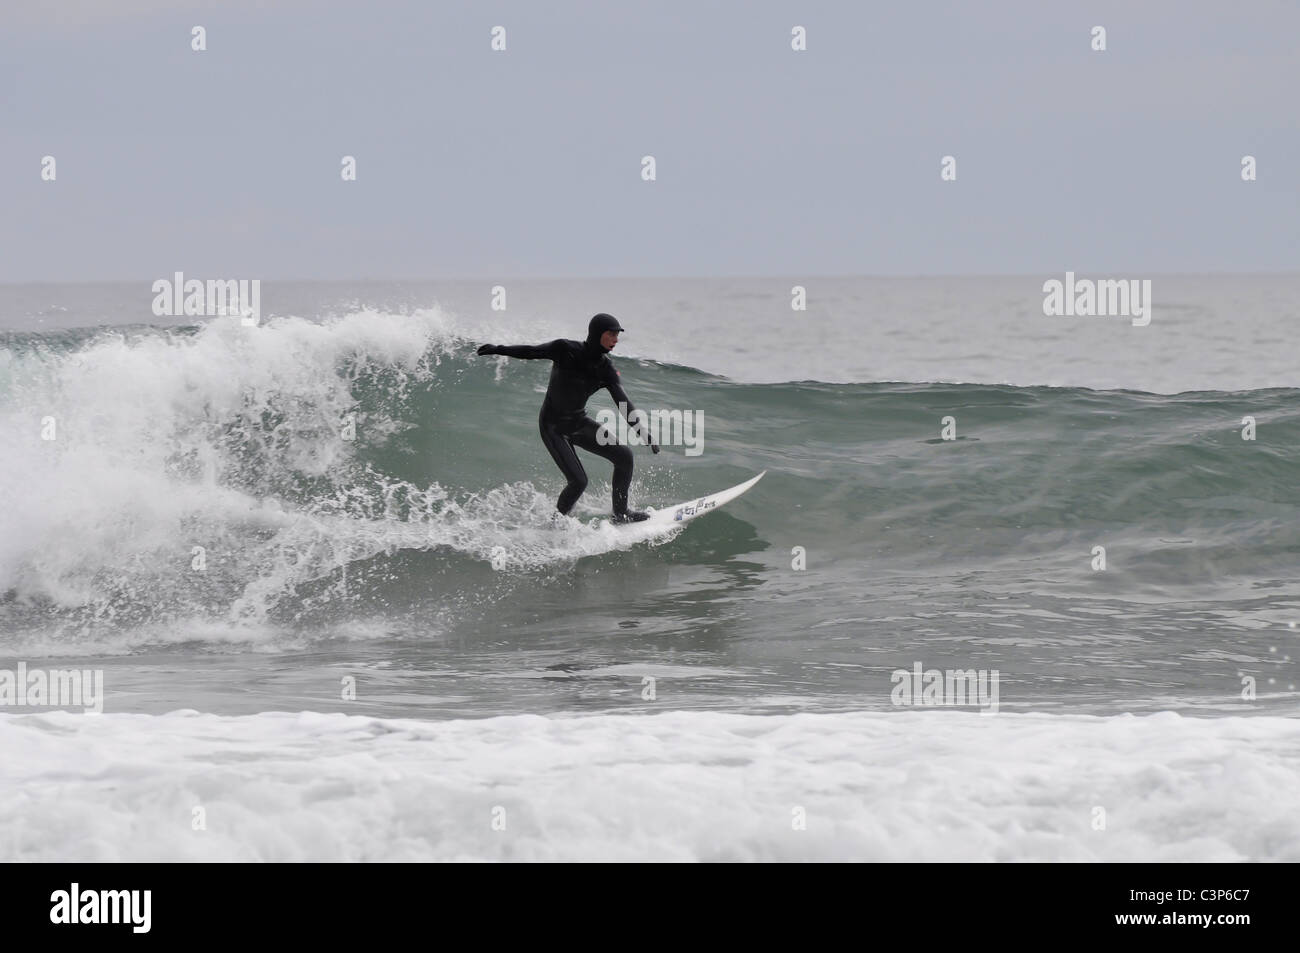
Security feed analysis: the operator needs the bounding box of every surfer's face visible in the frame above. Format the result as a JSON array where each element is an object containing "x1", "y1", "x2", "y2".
[{"x1": 601, "y1": 330, "x2": 619, "y2": 350}]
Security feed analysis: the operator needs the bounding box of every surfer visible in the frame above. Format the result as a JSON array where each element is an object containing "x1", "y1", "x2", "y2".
[{"x1": 475, "y1": 313, "x2": 660, "y2": 523}]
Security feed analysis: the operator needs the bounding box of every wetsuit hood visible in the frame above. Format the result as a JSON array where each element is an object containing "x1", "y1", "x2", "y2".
[{"x1": 585, "y1": 313, "x2": 625, "y2": 353}]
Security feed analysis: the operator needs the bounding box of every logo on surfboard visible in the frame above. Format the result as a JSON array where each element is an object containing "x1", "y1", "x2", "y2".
[{"x1": 673, "y1": 498, "x2": 716, "y2": 521}]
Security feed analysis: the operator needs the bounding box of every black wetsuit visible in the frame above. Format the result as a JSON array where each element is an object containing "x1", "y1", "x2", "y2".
[{"x1": 482, "y1": 337, "x2": 650, "y2": 516}]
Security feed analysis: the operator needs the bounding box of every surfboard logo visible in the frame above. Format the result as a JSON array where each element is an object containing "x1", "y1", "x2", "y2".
[
  {"x1": 674, "y1": 498, "x2": 715, "y2": 521},
  {"x1": 642, "y1": 472, "x2": 762, "y2": 529}
]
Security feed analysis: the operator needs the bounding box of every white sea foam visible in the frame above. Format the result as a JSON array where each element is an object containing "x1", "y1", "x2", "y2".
[
  {"x1": 1, "y1": 312, "x2": 439, "y2": 601},
  {"x1": 2, "y1": 708, "x2": 1296, "y2": 861}
]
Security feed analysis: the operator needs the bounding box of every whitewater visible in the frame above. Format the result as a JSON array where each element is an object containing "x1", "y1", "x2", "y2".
[{"x1": 4, "y1": 709, "x2": 1298, "y2": 862}]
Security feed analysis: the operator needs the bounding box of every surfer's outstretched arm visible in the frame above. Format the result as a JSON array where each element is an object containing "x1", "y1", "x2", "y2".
[
  {"x1": 606, "y1": 372, "x2": 660, "y2": 454},
  {"x1": 476, "y1": 341, "x2": 562, "y2": 360}
]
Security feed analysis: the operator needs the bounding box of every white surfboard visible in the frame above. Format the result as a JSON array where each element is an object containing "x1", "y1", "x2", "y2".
[{"x1": 626, "y1": 470, "x2": 766, "y2": 529}]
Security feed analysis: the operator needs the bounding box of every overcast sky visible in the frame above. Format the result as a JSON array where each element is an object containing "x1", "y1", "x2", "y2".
[{"x1": 1, "y1": 0, "x2": 1296, "y2": 280}]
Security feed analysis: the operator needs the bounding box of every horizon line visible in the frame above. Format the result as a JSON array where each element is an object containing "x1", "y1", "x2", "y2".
[{"x1": 3, "y1": 270, "x2": 1298, "y2": 286}]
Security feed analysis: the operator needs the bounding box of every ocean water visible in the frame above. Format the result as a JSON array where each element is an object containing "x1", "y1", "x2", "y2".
[{"x1": 2, "y1": 277, "x2": 1298, "y2": 860}]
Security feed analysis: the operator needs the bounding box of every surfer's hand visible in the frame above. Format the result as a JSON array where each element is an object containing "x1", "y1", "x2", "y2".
[
  {"x1": 476, "y1": 344, "x2": 498, "y2": 356},
  {"x1": 650, "y1": 441, "x2": 661, "y2": 454}
]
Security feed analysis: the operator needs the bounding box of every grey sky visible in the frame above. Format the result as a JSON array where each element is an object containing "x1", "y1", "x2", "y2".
[{"x1": 2, "y1": 0, "x2": 1296, "y2": 280}]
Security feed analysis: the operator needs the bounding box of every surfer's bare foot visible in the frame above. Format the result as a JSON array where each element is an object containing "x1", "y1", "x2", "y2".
[{"x1": 612, "y1": 510, "x2": 649, "y2": 524}]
